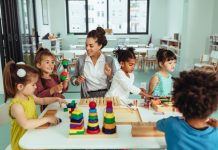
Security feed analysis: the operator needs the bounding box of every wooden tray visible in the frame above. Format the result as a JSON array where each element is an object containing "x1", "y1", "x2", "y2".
[
  {"x1": 79, "y1": 97, "x2": 121, "y2": 107},
  {"x1": 131, "y1": 122, "x2": 164, "y2": 137},
  {"x1": 69, "y1": 130, "x2": 117, "y2": 138},
  {"x1": 37, "y1": 109, "x2": 57, "y2": 129},
  {"x1": 113, "y1": 108, "x2": 142, "y2": 125},
  {"x1": 151, "y1": 102, "x2": 175, "y2": 112}
]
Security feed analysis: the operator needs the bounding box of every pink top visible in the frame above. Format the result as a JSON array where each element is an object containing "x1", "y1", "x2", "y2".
[{"x1": 34, "y1": 74, "x2": 68, "y2": 111}]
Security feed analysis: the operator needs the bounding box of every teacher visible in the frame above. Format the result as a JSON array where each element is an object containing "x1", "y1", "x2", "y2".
[{"x1": 71, "y1": 27, "x2": 116, "y2": 98}]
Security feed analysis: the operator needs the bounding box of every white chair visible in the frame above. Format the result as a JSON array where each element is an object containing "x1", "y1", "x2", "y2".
[
  {"x1": 143, "y1": 48, "x2": 158, "y2": 71},
  {"x1": 194, "y1": 51, "x2": 218, "y2": 72}
]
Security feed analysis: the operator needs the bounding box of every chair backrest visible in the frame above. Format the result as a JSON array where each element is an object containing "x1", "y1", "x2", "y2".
[
  {"x1": 147, "y1": 48, "x2": 158, "y2": 58},
  {"x1": 63, "y1": 51, "x2": 75, "y2": 61},
  {"x1": 200, "y1": 54, "x2": 210, "y2": 63},
  {"x1": 0, "y1": 101, "x2": 10, "y2": 125}
]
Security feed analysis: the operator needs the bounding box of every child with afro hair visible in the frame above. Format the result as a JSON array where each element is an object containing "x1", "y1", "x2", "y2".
[{"x1": 156, "y1": 70, "x2": 218, "y2": 150}]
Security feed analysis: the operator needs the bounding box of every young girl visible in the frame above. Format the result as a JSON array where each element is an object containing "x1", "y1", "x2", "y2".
[
  {"x1": 156, "y1": 70, "x2": 218, "y2": 150},
  {"x1": 3, "y1": 61, "x2": 66, "y2": 150},
  {"x1": 34, "y1": 47, "x2": 69, "y2": 111},
  {"x1": 148, "y1": 48, "x2": 177, "y2": 97},
  {"x1": 105, "y1": 47, "x2": 152, "y2": 101}
]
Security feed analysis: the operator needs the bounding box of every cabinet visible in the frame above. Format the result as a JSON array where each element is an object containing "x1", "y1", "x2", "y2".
[
  {"x1": 160, "y1": 38, "x2": 181, "y2": 54},
  {"x1": 209, "y1": 35, "x2": 218, "y2": 51},
  {"x1": 42, "y1": 38, "x2": 63, "y2": 52}
]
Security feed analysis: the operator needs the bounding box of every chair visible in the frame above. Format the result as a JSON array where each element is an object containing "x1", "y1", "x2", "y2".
[
  {"x1": 194, "y1": 51, "x2": 218, "y2": 72},
  {"x1": 143, "y1": 48, "x2": 158, "y2": 71},
  {"x1": 62, "y1": 51, "x2": 77, "y2": 71}
]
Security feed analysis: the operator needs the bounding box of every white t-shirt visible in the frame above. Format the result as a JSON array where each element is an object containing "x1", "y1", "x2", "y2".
[
  {"x1": 84, "y1": 54, "x2": 108, "y2": 91},
  {"x1": 105, "y1": 69, "x2": 141, "y2": 101}
]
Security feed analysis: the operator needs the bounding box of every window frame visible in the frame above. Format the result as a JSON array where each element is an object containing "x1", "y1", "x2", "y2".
[{"x1": 66, "y1": 0, "x2": 149, "y2": 35}]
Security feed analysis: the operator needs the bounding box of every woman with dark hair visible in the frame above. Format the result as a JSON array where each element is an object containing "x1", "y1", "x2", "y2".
[{"x1": 71, "y1": 27, "x2": 116, "y2": 98}]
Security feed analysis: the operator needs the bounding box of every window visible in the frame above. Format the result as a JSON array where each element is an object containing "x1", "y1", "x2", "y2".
[{"x1": 66, "y1": 0, "x2": 149, "y2": 34}]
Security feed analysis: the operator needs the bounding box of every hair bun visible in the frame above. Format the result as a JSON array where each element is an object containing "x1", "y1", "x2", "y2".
[{"x1": 96, "y1": 27, "x2": 105, "y2": 35}]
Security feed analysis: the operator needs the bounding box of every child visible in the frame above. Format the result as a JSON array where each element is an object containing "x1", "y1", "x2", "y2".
[
  {"x1": 105, "y1": 47, "x2": 152, "y2": 101},
  {"x1": 156, "y1": 70, "x2": 218, "y2": 150},
  {"x1": 34, "y1": 47, "x2": 69, "y2": 111},
  {"x1": 148, "y1": 48, "x2": 177, "y2": 97},
  {"x1": 3, "y1": 61, "x2": 67, "y2": 150}
]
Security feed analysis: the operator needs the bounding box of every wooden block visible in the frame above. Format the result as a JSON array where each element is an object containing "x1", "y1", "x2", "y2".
[
  {"x1": 78, "y1": 97, "x2": 121, "y2": 107},
  {"x1": 131, "y1": 122, "x2": 164, "y2": 137},
  {"x1": 37, "y1": 109, "x2": 57, "y2": 129},
  {"x1": 113, "y1": 108, "x2": 142, "y2": 125}
]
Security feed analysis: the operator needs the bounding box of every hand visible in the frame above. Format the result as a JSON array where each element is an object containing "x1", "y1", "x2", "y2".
[
  {"x1": 63, "y1": 73, "x2": 70, "y2": 88},
  {"x1": 51, "y1": 83, "x2": 63, "y2": 94},
  {"x1": 55, "y1": 97, "x2": 68, "y2": 107},
  {"x1": 104, "y1": 63, "x2": 112, "y2": 79},
  {"x1": 75, "y1": 75, "x2": 86, "y2": 85},
  {"x1": 140, "y1": 90, "x2": 153, "y2": 99},
  {"x1": 207, "y1": 118, "x2": 218, "y2": 127},
  {"x1": 46, "y1": 116, "x2": 61, "y2": 125}
]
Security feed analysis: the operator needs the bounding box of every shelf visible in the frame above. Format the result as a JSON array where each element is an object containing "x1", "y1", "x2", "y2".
[
  {"x1": 42, "y1": 38, "x2": 63, "y2": 52},
  {"x1": 209, "y1": 36, "x2": 218, "y2": 51}
]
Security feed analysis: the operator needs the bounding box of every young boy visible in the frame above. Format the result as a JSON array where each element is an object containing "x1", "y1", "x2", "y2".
[{"x1": 156, "y1": 70, "x2": 218, "y2": 150}]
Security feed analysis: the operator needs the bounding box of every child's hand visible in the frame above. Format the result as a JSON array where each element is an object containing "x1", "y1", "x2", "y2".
[
  {"x1": 207, "y1": 118, "x2": 218, "y2": 127},
  {"x1": 46, "y1": 116, "x2": 61, "y2": 125},
  {"x1": 63, "y1": 73, "x2": 70, "y2": 88},
  {"x1": 51, "y1": 83, "x2": 63, "y2": 94},
  {"x1": 55, "y1": 97, "x2": 68, "y2": 107},
  {"x1": 140, "y1": 89, "x2": 153, "y2": 99},
  {"x1": 75, "y1": 75, "x2": 86, "y2": 85},
  {"x1": 104, "y1": 63, "x2": 112, "y2": 79}
]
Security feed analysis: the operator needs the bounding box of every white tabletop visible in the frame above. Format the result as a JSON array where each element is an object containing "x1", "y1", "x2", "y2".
[{"x1": 19, "y1": 100, "x2": 180, "y2": 149}]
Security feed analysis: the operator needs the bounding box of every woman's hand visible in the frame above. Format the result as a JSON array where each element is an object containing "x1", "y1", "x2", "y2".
[
  {"x1": 104, "y1": 63, "x2": 112, "y2": 79},
  {"x1": 75, "y1": 75, "x2": 86, "y2": 85}
]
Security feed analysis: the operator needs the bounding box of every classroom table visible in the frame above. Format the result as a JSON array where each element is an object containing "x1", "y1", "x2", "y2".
[{"x1": 19, "y1": 99, "x2": 180, "y2": 149}]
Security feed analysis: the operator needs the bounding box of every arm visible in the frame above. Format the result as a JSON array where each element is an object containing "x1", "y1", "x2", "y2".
[
  {"x1": 34, "y1": 79, "x2": 52, "y2": 97},
  {"x1": 35, "y1": 77, "x2": 64, "y2": 96},
  {"x1": 148, "y1": 75, "x2": 159, "y2": 95},
  {"x1": 34, "y1": 96, "x2": 67, "y2": 106},
  {"x1": 10, "y1": 104, "x2": 59, "y2": 129},
  {"x1": 105, "y1": 55, "x2": 117, "y2": 81},
  {"x1": 53, "y1": 74, "x2": 69, "y2": 92},
  {"x1": 156, "y1": 118, "x2": 168, "y2": 132},
  {"x1": 116, "y1": 72, "x2": 141, "y2": 95},
  {"x1": 207, "y1": 118, "x2": 218, "y2": 127},
  {"x1": 70, "y1": 59, "x2": 83, "y2": 86}
]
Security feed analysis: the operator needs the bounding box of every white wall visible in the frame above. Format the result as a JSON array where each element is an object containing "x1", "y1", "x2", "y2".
[
  {"x1": 36, "y1": 0, "x2": 51, "y2": 38},
  {"x1": 212, "y1": 0, "x2": 218, "y2": 34},
  {"x1": 180, "y1": 0, "x2": 214, "y2": 70},
  {"x1": 166, "y1": 0, "x2": 184, "y2": 38}
]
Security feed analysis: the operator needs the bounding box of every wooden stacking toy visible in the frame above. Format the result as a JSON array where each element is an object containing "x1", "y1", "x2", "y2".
[
  {"x1": 60, "y1": 71, "x2": 68, "y2": 82},
  {"x1": 67, "y1": 100, "x2": 85, "y2": 135},
  {"x1": 62, "y1": 59, "x2": 69, "y2": 69},
  {"x1": 87, "y1": 101, "x2": 100, "y2": 134},
  {"x1": 102, "y1": 100, "x2": 116, "y2": 134}
]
